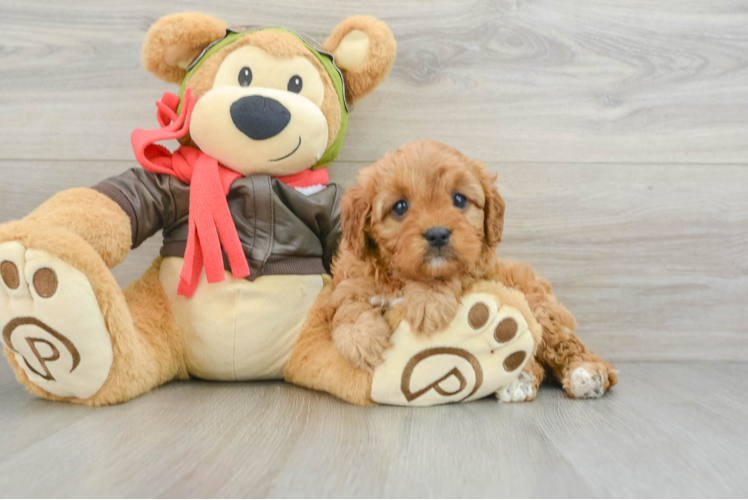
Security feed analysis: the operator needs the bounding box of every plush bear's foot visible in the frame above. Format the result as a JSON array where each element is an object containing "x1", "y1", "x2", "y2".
[
  {"x1": 0, "y1": 241, "x2": 113, "y2": 399},
  {"x1": 370, "y1": 286, "x2": 541, "y2": 406}
]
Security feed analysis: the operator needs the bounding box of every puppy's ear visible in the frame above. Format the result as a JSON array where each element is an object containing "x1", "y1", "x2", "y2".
[
  {"x1": 323, "y1": 16, "x2": 396, "y2": 103},
  {"x1": 142, "y1": 12, "x2": 227, "y2": 84},
  {"x1": 340, "y1": 181, "x2": 373, "y2": 260},
  {"x1": 477, "y1": 165, "x2": 506, "y2": 248}
]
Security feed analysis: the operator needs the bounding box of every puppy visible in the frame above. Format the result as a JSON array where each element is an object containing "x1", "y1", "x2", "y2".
[{"x1": 329, "y1": 140, "x2": 618, "y2": 400}]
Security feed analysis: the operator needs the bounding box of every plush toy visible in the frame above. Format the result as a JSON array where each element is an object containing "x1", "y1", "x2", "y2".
[{"x1": 0, "y1": 12, "x2": 538, "y2": 406}]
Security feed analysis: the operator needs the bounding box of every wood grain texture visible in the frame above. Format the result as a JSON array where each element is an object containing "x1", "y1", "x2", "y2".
[
  {"x1": 3, "y1": 159, "x2": 746, "y2": 362},
  {"x1": 0, "y1": 360, "x2": 746, "y2": 498},
  {"x1": 1, "y1": 0, "x2": 748, "y2": 163}
]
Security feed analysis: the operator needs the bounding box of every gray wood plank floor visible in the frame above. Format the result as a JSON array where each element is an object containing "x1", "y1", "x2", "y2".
[
  {"x1": 1, "y1": 361, "x2": 747, "y2": 498},
  {"x1": 1, "y1": 1, "x2": 747, "y2": 497}
]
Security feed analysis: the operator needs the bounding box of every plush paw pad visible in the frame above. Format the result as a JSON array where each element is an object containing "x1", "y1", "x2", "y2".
[
  {"x1": 569, "y1": 366, "x2": 606, "y2": 398},
  {"x1": 496, "y1": 371, "x2": 537, "y2": 403},
  {"x1": 371, "y1": 291, "x2": 535, "y2": 406},
  {"x1": 0, "y1": 242, "x2": 113, "y2": 399}
]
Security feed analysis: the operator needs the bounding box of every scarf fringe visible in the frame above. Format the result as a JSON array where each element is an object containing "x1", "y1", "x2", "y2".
[{"x1": 131, "y1": 88, "x2": 328, "y2": 297}]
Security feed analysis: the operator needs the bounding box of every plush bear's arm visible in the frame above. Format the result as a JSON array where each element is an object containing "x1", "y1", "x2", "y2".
[
  {"x1": 91, "y1": 169, "x2": 183, "y2": 251},
  {"x1": 22, "y1": 168, "x2": 183, "y2": 269},
  {"x1": 23, "y1": 188, "x2": 132, "y2": 268}
]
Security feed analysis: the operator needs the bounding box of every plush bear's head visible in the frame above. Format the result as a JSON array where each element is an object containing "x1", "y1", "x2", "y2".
[{"x1": 142, "y1": 12, "x2": 396, "y2": 176}]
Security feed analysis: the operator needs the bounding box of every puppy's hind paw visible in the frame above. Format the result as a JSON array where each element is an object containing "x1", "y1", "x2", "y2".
[
  {"x1": 496, "y1": 371, "x2": 537, "y2": 403},
  {"x1": 564, "y1": 364, "x2": 616, "y2": 399}
]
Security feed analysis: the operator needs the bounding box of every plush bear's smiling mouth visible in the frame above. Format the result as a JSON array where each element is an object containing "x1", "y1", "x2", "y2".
[
  {"x1": 189, "y1": 86, "x2": 329, "y2": 176},
  {"x1": 270, "y1": 136, "x2": 302, "y2": 162}
]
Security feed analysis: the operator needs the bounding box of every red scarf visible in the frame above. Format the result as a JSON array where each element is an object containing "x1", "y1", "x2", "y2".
[{"x1": 131, "y1": 88, "x2": 328, "y2": 297}]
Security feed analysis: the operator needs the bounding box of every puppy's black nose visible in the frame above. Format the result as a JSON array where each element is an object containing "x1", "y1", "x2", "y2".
[
  {"x1": 230, "y1": 95, "x2": 291, "y2": 140},
  {"x1": 424, "y1": 227, "x2": 451, "y2": 248}
]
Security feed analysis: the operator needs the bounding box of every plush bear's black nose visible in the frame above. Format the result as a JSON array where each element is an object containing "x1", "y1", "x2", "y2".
[
  {"x1": 230, "y1": 96, "x2": 291, "y2": 140},
  {"x1": 424, "y1": 227, "x2": 451, "y2": 248}
]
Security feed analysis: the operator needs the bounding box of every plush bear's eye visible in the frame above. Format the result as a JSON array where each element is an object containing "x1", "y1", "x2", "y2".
[
  {"x1": 238, "y1": 67, "x2": 253, "y2": 87},
  {"x1": 287, "y1": 75, "x2": 303, "y2": 93},
  {"x1": 453, "y1": 193, "x2": 468, "y2": 209},
  {"x1": 392, "y1": 199, "x2": 409, "y2": 217}
]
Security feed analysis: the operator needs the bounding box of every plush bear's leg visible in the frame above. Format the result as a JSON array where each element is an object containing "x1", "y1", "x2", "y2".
[
  {"x1": 0, "y1": 221, "x2": 186, "y2": 405},
  {"x1": 284, "y1": 277, "x2": 376, "y2": 406},
  {"x1": 493, "y1": 259, "x2": 618, "y2": 399},
  {"x1": 120, "y1": 257, "x2": 189, "y2": 395},
  {"x1": 290, "y1": 278, "x2": 542, "y2": 406}
]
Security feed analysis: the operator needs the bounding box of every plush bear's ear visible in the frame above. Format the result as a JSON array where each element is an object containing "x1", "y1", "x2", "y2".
[
  {"x1": 323, "y1": 16, "x2": 396, "y2": 104},
  {"x1": 142, "y1": 12, "x2": 227, "y2": 84}
]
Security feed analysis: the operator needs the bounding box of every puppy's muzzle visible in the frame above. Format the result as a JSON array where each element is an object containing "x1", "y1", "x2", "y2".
[
  {"x1": 424, "y1": 227, "x2": 451, "y2": 249},
  {"x1": 230, "y1": 95, "x2": 291, "y2": 140}
]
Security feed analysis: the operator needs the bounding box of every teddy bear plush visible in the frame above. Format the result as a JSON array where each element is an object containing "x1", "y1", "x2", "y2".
[{"x1": 0, "y1": 12, "x2": 540, "y2": 406}]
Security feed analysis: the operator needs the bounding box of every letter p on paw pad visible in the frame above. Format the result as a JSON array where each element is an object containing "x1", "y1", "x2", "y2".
[{"x1": 0, "y1": 243, "x2": 113, "y2": 399}]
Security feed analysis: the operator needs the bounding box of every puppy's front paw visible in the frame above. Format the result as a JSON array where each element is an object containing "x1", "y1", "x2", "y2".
[
  {"x1": 404, "y1": 286, "x2": 459, "y2": 334},
  {"x1": 332, "y1": 310, "x2": 391, "y2": 372}
]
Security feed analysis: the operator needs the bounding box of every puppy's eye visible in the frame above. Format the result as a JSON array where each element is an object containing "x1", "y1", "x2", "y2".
[
  {"x1": 287, "y1": 75, "x2": 303, "y2": 93},
  {"x1": 392, "y1": 199, "x2": 409, "y2": 217},
  {"x1": 238, "y1": 67, "x2": 253, "y2": 87},
  {"x1": 453, "y1": 192, "x2": 468, "y2": 209}
]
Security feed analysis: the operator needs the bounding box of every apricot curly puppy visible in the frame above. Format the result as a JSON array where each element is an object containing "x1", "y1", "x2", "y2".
[{"x1": 329, "y1": 139, "x2": 618, "y2": 400}]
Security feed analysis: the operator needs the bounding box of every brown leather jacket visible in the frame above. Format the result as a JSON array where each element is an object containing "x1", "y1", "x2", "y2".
[{"x1": 93, "y1": 169, "x2": 342, "y2": 280}]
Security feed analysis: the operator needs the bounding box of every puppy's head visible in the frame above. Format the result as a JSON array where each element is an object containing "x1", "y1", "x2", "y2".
[{"x1": 341, "y1": 140, "x2": 505, "y2": 281}]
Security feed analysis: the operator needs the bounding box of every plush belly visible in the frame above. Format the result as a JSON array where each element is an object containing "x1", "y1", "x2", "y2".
[{"x1": 159, "y1": 257, "x2": 323, "y2": 381}]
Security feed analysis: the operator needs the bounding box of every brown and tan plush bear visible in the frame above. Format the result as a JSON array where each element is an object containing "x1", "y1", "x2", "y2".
[
  {"x1": 0, "y1": 12, "x2": 546, "y2": 407},
  {"x1": 0, "y1": 12, "x2": 399, "y2": 405}
]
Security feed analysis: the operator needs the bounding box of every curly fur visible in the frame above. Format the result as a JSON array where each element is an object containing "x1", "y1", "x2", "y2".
[
  {"x1": 329, "y1": 139, "x2": 507, "y2": 370},
  {"x1": 329, "y1": 140, "x2": 617, "y2": 397}
]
